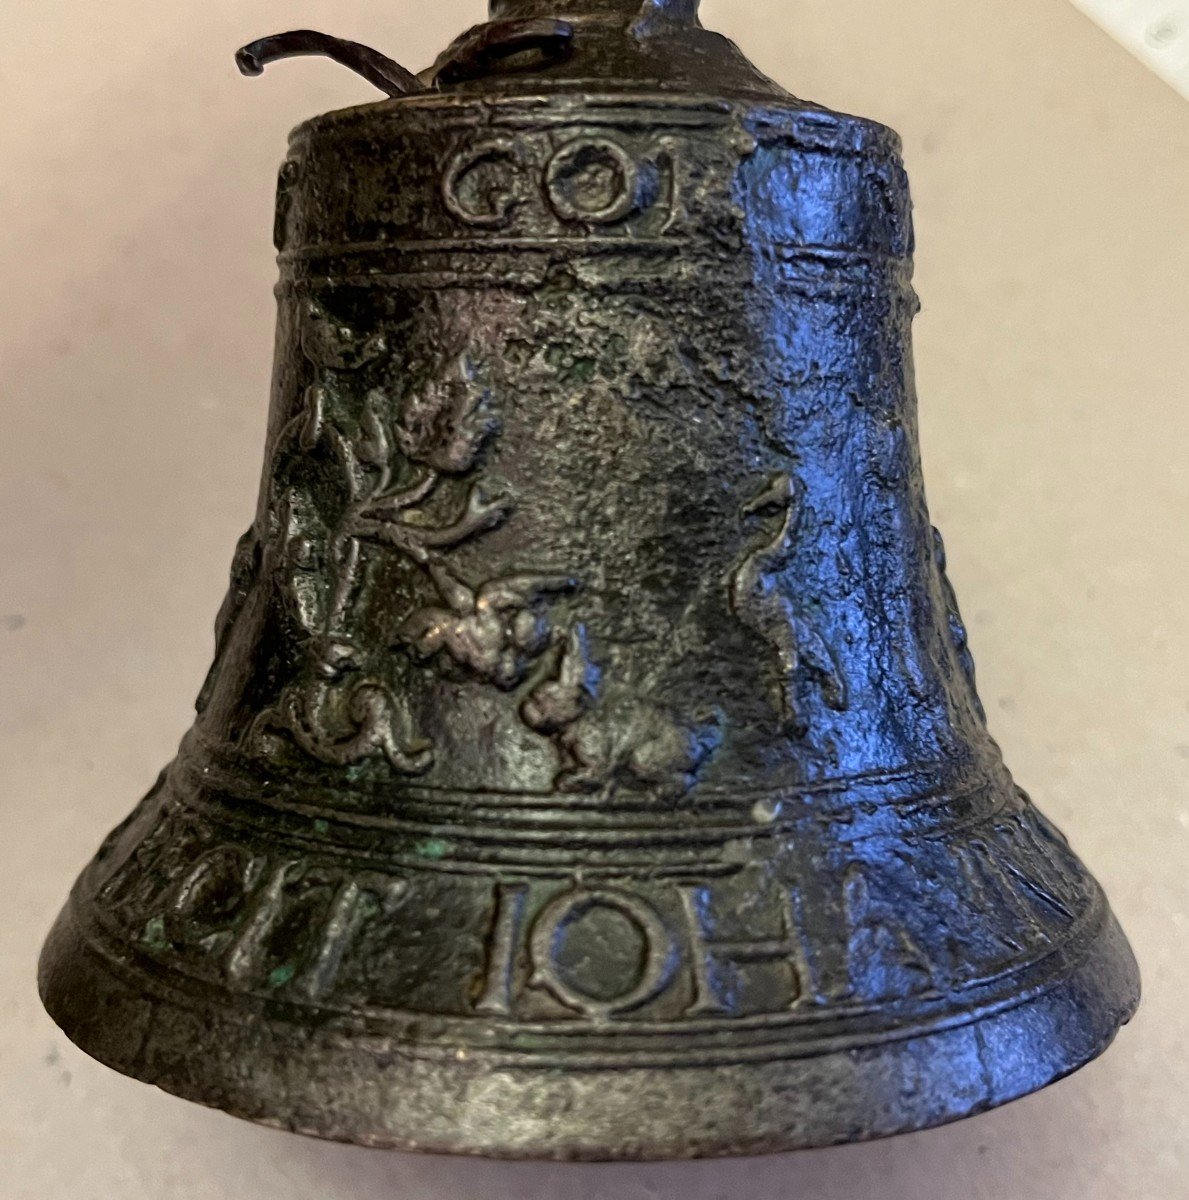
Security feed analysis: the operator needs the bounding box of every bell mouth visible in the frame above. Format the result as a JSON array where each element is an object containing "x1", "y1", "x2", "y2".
[
  {"x1": 38, "y1": 751, "x2": 1139, "y2": 1159},
  {"x1": 40, "y1": 893, "x2": 1137, "y2": 1158},
  {"x1": 46, "y1": 0, "x2": 1138, "y2": 1152}
]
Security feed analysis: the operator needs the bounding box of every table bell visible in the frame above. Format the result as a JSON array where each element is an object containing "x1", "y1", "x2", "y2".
[{"x1": 40, "y1": 0, "x2": 1140, "y2": 1159}]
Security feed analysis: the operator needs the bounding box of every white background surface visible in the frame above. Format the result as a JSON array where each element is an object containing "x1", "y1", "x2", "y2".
[
  {"x1": 2, "y1": 2, "x2": 1187, "y2": 1197},
  {"x1": 1071, "y1": 0, "x2": 1189, "y2": 98}
]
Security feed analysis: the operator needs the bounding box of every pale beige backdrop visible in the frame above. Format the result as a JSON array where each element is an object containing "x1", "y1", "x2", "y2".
[{"x1": 2, "y1": 2, "x2": 1187, "y2": 1198}]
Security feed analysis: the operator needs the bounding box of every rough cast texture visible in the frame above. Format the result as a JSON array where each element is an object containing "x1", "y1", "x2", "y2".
[{"x1": 39, "y1": 0, "x2": 1139, "y2": 1160}]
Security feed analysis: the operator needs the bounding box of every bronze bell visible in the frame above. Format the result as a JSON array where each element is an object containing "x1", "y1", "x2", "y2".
[{"x1": 39, "y1": 0, "x2": 1139, "y2": 1160}]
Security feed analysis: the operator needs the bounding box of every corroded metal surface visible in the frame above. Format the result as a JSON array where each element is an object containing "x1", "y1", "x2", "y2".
[{"x1": 39, "y1": 0, "x2": 1140, "y2": 1160}]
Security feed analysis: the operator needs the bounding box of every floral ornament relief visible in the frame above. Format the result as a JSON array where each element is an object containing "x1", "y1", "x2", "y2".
[
  {"x1": 730, "y1": 472, "x2": 846, "y2": 736},
  {"x1": 245, "y1": 307, "x2": 426, "y2": 772},
  {"x1": 233, "y1": 301, "x2": 726, "y2": 798},
  {"x1": 247, "y1": 304, "x2": 522, "y2": 774},
  {"x1": 245, "y1": 301, "x2": 592, "y2": 778}
]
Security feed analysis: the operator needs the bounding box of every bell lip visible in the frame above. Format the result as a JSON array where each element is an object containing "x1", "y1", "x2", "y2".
[{"x1": 38, "y1": 898, "x2": 1139, "y2": 1161}]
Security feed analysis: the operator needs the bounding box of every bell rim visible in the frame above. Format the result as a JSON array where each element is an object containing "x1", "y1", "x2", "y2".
[{"x1": 39, "y1": 897, "x2": 1139, "y2": 1160}]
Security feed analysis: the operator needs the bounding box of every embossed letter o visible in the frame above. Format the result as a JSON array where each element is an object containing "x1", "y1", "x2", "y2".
[
  {"x1": 545, "y1": 138, "x2": 639, "y2": 225},
  {"x1": 529, "y1": 887, "x2": 677, "y2": 1018}
]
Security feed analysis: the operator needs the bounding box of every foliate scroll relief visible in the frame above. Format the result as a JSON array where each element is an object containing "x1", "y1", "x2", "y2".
[
  {"x1": 219, "y1": 299, "x2": 723, "y2": 797},
  {"x1": 195, "y1": 526, "x2": 261, "y2": 715},
  {"x1": 730, "y1": 473, "x2": 846, "y2": 735},
  {"x1": 245, "y1": 301, "x2": 533, "y2": 774},
  {"x1": 235, "y1": 299, "x2": 611, "y2": 783}
]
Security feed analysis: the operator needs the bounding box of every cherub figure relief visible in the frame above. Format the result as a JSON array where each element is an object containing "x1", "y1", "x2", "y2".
[
  {"x1": 287, "y1": 337, "x2": 512, "y2": 658},
  {"x1": 336, "y1": 350, "x2": 512, "y2": 576},
  {"x1": 402, "y1": 561, "x2": 578, "y2": 690}
]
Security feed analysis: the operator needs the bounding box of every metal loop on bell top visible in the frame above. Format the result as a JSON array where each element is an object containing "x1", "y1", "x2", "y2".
[
  {"x1": 238, "y1": 1, "x2": 776, "y2": 102},
  {"x1": 433, "y1": 19, "x2": 575, "y2": 87},
  {"x1": 235, "y1": 30, "x2": 425, "y2": 98}
]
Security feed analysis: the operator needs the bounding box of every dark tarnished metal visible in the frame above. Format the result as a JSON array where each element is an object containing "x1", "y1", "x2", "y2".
[
  {"x1": 39, "y1": 0, "x2": 1140, "y2": 1160},
  {"x1": 234, "y1": 31, "x2": 426, "y2": 98}
]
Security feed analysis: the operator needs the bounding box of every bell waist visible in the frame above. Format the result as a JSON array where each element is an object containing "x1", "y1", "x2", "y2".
[{"x1": 174, "y1": 730, "x2": 1015, "y2": 871}]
